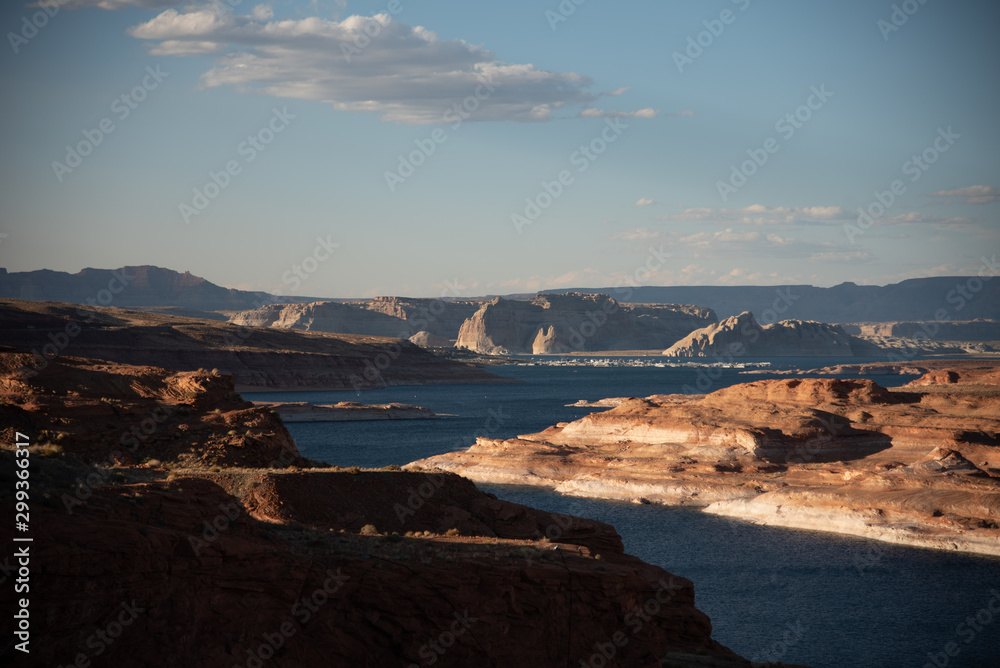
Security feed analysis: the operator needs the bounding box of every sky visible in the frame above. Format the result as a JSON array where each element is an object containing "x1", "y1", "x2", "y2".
[{"x1": 1, "y1": 0, "x2": 998, "y2": 299}]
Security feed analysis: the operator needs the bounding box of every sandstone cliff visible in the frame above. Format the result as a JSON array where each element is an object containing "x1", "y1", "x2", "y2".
[
  {"x1": 457, "y1": 293, "x2": 716, "y2": 354},
  {"x1": 662, "y1": 311, "x2": 884, "y2": 357},
  {"x1": 229, "y1": 297, "x2": 482, "y2": 342},
  {"x1": 0, "y1": 299, "x2": 507, "y2": 391},
  {"x1": 411, "y1": 371, "x2": 1000, "y2": 556},
  {"x1": 0, "y1": 352, "x2": 749, "y2": 667}
]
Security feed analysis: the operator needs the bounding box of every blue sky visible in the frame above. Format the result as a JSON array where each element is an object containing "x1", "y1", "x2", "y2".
[{"x1": 2, "y1": 0, "x2": 998, "y2": 298}]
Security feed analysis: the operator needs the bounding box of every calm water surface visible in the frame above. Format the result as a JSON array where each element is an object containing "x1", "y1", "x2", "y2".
[{"x1": 246, "y1": 360, "x2": 1000, "y2": 668}]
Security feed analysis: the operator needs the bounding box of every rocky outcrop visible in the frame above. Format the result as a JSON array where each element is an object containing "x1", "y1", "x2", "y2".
[
  {"x1": 0, "y1": 299, "x2": 508, "y2": 390},
  {"x1": 0, "y1": 352, "x2": 304, "y2": 468},
  {"x1": 408, "y1": 330, "x2": 452, "y2": 347},
  {"x1": 0, "y1": 350, "x2": 748, "y2": 667},
  {"x1": 457, "y1": 293, "x2": 716, "y2": 354},
  {"x1": 411, "y1": 373, "x2": 1000, "y2": 556},
  {"x1": 254, "y1": 401, "x2": 438, "y2": 422},
  {"x1": 230, "y1": 297, "x2": 482, "y2": 342},
  {"x1": 662, "y1": 311, "x2": 884, "y2": 357}
]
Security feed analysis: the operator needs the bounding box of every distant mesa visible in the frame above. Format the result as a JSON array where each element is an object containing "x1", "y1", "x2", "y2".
[
  {"x1": 0, "y1": 265, "x2": 295, "y2": 313},
  {"x1": 456, "y1": 293, "x2": 717, "y2": 354},
  {"x1": 543, "y1": 276, "x2": 1000, "y2": 322},
  {"x1": 662, "y1": 311, "x2": 886, "y2": 357}
]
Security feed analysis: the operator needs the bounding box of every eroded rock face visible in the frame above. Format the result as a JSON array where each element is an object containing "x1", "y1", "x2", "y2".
[
  {"x1": 456, "y1": 293, "x2": 716, "y2": 354},
  {"x1": 0, "y1": 352, "x2": 303, "y2": 468},
  {"x1": 411, "y1": 374, "x2": 1000, "y2": 555},
  {"x1": 662, "y1": 311, "x2": 884, "y2": 357}
]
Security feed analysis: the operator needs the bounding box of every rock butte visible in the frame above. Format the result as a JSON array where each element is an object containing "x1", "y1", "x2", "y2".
[
  {"x1": 456, "y1": 293, "x2": 717, "y2": 354},
  {"x1": 0, "y1": 351, "x2": 765, "y2": 667},
  {"x1": 411, "y1": 369, "x2": 1000, "y2": 556},
  {"x1": 662, "y1": 311, "x2": 885, "y2": 357}
]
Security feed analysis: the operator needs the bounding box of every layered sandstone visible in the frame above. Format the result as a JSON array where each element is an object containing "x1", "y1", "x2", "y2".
[
  {"x1": 662, "y1": 311, "x2": 884, "y2": 357},
  {"x1": 230, "y1": 297, "x2": 482, "y2": 341},
  {"x1": 457, "y1": 293, "x2": 716, "y2": 354},
  {"x1": 0, "y1": 352, "x2": 749, "y2": 667},
  {"x1": 0, "y1": 299, "x2": 507, "y2": 391},
  {"x1": 411, "y1": 371, "x2": 1000, "y2": 556}
]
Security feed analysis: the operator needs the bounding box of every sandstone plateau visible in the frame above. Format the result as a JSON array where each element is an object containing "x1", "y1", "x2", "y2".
[
  {"x1": 457, "y1": 293, "x2": 717, "y2": 354},
  {"x1": 0, "y1": 299, "x2": 507, "y2": 391},
  {"x1": 662, "y1": 311, "x2": 885, "y2": 357},
  {"x1": 410, "y1": 367, "x2": 1000, "y2": 556},
  {"x1": 0, "y1": 352, "x2": 764, "y2": 667}
]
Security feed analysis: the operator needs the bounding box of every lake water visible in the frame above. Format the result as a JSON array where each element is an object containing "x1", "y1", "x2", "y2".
[{"x1": 245, "y1": 360, "x2": 1000, "y2": 668}]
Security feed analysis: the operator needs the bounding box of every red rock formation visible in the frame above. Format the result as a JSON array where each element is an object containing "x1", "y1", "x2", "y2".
[
  {"x1": 662, "y1": 311, "x2": 884, "y2": 357},
  {"x1": 0, "y1": 350, "x2": 748, "y2": 667}
]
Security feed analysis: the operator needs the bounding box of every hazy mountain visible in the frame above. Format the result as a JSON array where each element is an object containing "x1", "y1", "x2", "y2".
[{"x1": 541, "y1": 277, "x2": 1000, "y2": 323}]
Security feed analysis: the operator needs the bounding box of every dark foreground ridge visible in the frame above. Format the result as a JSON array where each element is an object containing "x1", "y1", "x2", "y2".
[{"x1": 0, "y1": 352, "x2": 797, "y2": 667}]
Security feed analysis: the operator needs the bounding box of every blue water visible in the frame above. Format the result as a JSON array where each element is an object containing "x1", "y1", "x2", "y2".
[{"x1": 245, "y1": 360, "x2": 1000, "y2": 668}]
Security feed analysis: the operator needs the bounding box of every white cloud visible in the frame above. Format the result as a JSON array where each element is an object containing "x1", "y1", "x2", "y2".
[
  {"x1": 126, "y1": 6, "x2": 653, "y2": 124},
  {"x1": 579, "y1": 107, "x2": 659, "y2": 119},
  {"x1": 924, "y1": 185, "x2": 1000, "y2": 205},
  {"x1": 41, "y1": 0, "x2": 189, "y2": 8},
  {"x1": 877, "y1": 212, "x2": 981, "y2": 226},
  {"x1": 634, "y1": 198, "x2": 655, "y2": 207},
  {"x1": 658, "y1": 204, "x2": 852, "y2": 225},
  {"x1": 808, "y1": 250, "x2": 873, "y2": 264}
]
